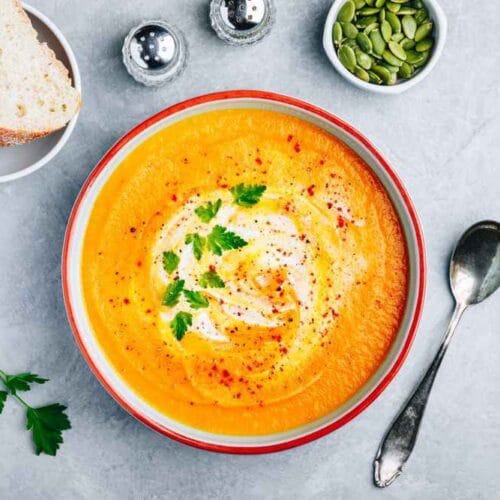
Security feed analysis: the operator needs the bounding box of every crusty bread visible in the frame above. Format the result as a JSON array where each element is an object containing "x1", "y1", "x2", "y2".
[{"x1": 0, "y1": 0, "x2": 80, "y2": 147}]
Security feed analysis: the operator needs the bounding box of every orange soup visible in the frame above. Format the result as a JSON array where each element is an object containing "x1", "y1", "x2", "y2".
[{"x1": 81, "y1": 109, "x2": 408, "y2": 435}]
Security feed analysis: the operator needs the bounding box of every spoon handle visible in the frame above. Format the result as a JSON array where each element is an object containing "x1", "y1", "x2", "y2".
[{"x1": 373, "y1": 302, "x2": 466, "y2": 488}]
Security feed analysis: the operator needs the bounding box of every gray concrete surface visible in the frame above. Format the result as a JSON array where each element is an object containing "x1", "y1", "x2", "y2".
[{"x1": 0, "y1": 0, "x2": 499, "y2": 498}]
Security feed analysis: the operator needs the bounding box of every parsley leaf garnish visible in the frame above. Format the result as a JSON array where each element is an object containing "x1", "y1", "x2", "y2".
[
  {"x1": 0, "y1": 391, "x2": 7, "y2": 414},
  {"x1": 183, "y1": 290, "x2": 209, "y2": 309},
  {"x1": 162, "y1": 251, "x2": 180, "y2": 275},
  {"x1": 185, "y1": 233, "x2": 206, "y2": 261},
  {"x1": 162, "y1": 279, "x2": 185, "y2": 307},
  {"x1": 207, "y1": 225, "x2": 248, "y2": 256},
  {"x1": 199, "y1": 271, "x2": 225, "y2": 288},
  {"x1": 230, "y1": 184, "x2": 266, "y2": 207},
  {"x1": 170, "y1": 311, "x2": 193, "y2": 340},
  {"x1": 4, "y1": 373, "x2": 48, "y2": 395},
  {"x1": 195, "y1": 199, "x2": 222, "y2": 223},
  {"x1": 26, "y1": 404, "x2": 71, "y2": 456},
  {"x1": 0, "y1": 369, "x2": 70, "y2": 456}
]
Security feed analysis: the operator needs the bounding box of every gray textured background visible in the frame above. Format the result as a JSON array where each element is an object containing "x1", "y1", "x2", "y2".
[{"x1": 1, "y1": 0, "x2": 499, "y2": 498}]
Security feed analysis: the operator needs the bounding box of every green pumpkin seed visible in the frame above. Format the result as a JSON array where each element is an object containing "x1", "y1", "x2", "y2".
[
  {"x1": 355, "y1": 48, "x2": 373, "y2": 68},
  {"x1": 388, "y1": 40, "x2": 406, "y2": 59},
  {"x1": 356, "y1": 32, "x2": 373, "y2": 52},
  {"x1": 338, "y1": 45, "x2": 357, "y2": 71},
  {"x1": 402, "y1": 15, "x2": 417, "y2": 38},
  {"x1": 381, "y1": 20, "x2": 392, "y2": 42},
  {"x1": 366, "y1": 0, "x2": 375, "y2": 5},
  {"x1": 413, "y1": 50, "x2": 430, "y2": 67},
  {"x1": 379, "y1": 8, "x2": 386, "y2": 22},
  {"x1": 375, "y1": 0, "x2": 386, "y2": 7},
  {"x1": 354, "y1": 0, "x2": 366, "y2": 8},
  {"x1": 401, "y1": 37, "x2": 415, "y2": 50},
  {"x1": 397, "y1": 7, "x2": 417, "y2": 15},
  {"x1": 413, "y1": 0, "x2": 424, "y2": 8},
  {"x1": 364, "y1": 22, "x2": 379, "y2": 34},
  {"x1": 386, "y1": 11, "x2": 402, "y2": 32},
  {"x1": 390, "y1": 0, "x2": 411, "y2": 3},
  {"x1": 386, "y1": 1, "x2": 401, "y2": 12},
  {"x1": 354, "y1": 66, "x2": 371, "y2": 81},
  {"x1": 357, "y1": 15, "x2": 378, "y2": 28},
  {"x1": 372, "y1": 64, "x2": 392, "y2": 83},
  {"x1": 368, "y1": 70, "x2": 382, "y2": 83},
  {"x1": 341, "y1": 21, "x2": 359, "y2": 38},
  {"x1": 333, "y1": 22, "x2": 343, "y2": 46},
  {"x1": 414, "y1": 8, "x2": 428, "y2": 24},
  {"x1": 415, "y1": 38, "x2": 433, "y2": 52},
  {"x1": 337, "y1": 0, "x2": 356, "y2": 22},
  {"x1": 359, "y1": 6, "x2": 380, "y2": 15},
  {"x1": 381, "y1": 62, "x2": 399, "y2": 73},
  {"x1": 405, "y1": 49, "x2": 424, "y2": 64},
  {"x1": 414, "y1": 21, "x2": 433, "y2": 42},
  {"x1": 398, "y1": 61, "x2": 414, "y2": 78},
  {"x1": 382, "y1": 49, "x2": 404, "y2": 66},
  {"x1": 343, "y1": 38, "x2": 359, "y2": 49},
  {"x1": 386, "y1": 72, "x2": 397, "y2": 85},
  {"x1": 391, "y1": 32, "x2": 405, "y2": 42},
  {"x1": 370, "y1": 28, "x2": 386, "y2": 54}
]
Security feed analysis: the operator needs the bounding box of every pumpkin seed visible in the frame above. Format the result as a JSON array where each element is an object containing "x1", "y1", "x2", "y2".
[
  {"x1": 357, "y1": 15, "x2": 378, "y2": 28},
  {"x1": 382, "y1": 49, "x2": 404, "y2": 66},
  {"x1": 372, "y1": 64, "x2": 392, "y2": 82},
  {"x1": 341, "y1": 21, "x2": 359, "y2": 38},
  {"x1": 390, "y1": 0, "x2": 411, "y2": 3},
  {"x1": 333, "y1": 22, "x2": 343, "y2": 46},
  {"x1": 343, "y1": 38, "x2": 359, "y2": 48},
  {"x1": 415, "y1": 38, "x2": 433, "y2": 51},
  {"x1": 398, "y1": 61, "x2": 414, "y2": 78},
  {"x1": 370, "y1": 28, "x2": 386, "y2": 54},
  {"x1": 338, "y1": 0, "x2": 356, "y2": 22},
  {"x1": 414, "y1": 8, "x2": 428, "y2": 24},
  {"x1": 364, "y1": 22, "x2": 379, "y2": 34},
  {"x1": 359, "y1": 6, "x2": 380, "y2": 15},
  {"x1": 375, "y1": 0, "x2": 386, "y2": 7},
  {"x1": 405, "y1": 49, "x2": 424, "y2": 64},
  {"x1": 356, "y1": 32, "x2": 373, "y2": 52},
  {"x1": 413, "y1": 0, "x2": 424, "y2": 8},
  {"x1": 391, "y1": 32, "x2": 405, "y2": 42},
  {"x1": 381, "y1": 20, "x2": 392, "y2": 42},
  {"x1": 386, "y1": 11, "x2": 402, "y2": 32},
  {"x1": 386, "y1": 72, "x2": 397, "y2": 85},
  {"x1": 414, "y1": 21, "x2": 433, "y2": 42},
  {"x1": 368, "y1": 70, "x2": 383, "y2": 83},
  {"x1": 355, "y1": 48, "x2": 373, "y2": 68},
  {"x1": 401, "y1": 37, "x2": 415, "y2": 50},
  {"x1": 338, "y1": 45, "x2": 357, "y2": 71},
  {"x1": 402, "y1": 15, "x2": 417, "y2": 38},
  {"x1": 379, "y1": 9, "x2": 386, "y2": 22},
  {"x1": 386, "y1": 2, "x2": 401, "y2": 13},
  {"x1": 381, "y1": 62, "x2": 399, "y2": 73},
  {"x1": 354, "y1": 0, "x2": 366, "y2": 8},
  {"x1": 397, "y1": 7, "x2": 417, "y2": 15},
  {"x1": 366, "y1": 0, "x2": 375, "y2": 5},
  {"x1": 413, "y1": 50, "x2": 430, "y2": 67},
  {"x1": 354, "y1": 66, "x2": 371, "y2": 81}
]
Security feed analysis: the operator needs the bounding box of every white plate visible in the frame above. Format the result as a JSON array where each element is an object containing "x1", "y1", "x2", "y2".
[{"x1": 0, "y1": 3, "x2": 81, "y2": 183}]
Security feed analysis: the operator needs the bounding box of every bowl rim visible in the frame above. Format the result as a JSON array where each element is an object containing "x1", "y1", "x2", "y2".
[
  {"x1": 0, "y1": 3, "x2": 81, "y2": 183},
  {"x1": 62, "y1": 90, "x2": 426, "y2": 454},
  {"x1": 322, "y1": 0, "x2": 448, "y2": 94}
]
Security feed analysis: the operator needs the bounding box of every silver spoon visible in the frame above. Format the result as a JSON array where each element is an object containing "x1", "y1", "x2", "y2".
[{"x1": 374, "y1": 220, "x2": 500, "y2": 488}]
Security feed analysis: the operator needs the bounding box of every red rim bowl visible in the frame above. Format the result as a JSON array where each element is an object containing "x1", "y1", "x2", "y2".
[{"x1": 62, "y1": 90, "x2": 426, "y2": 454}]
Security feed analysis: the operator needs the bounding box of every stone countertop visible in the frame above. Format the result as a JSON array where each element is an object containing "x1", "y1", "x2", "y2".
[{"x1": 0, "y1": 0, "x2": 499, "y2": 498}]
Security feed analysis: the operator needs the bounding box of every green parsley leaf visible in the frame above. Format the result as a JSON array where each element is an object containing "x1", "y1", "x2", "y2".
[
  {"x1": 183, "y1": 290, "x2": 209, "y2": 309},
  {"x1": 0, "y1": 391, "x2": 7, "y2": 414},
  {"x1": 162, "y1": 279, "x2": 185, "y2": 307},
  {"x1": 170, "y1": 311, "x2": 193, "y2": 340},
  {"x1": 195, "y1": 199, "x2": 222, "y2": 223},
  {"x1": 26, "y1": 403, "x2": 71, "y2": 456},
  {"x1": 185, "y1": 233, "x2": 206, "y2": 261},
  {"x1": 207, "y1": 225, "x2": 248, "y2": 256},
  {"x1": 162, "y1": 251, "x2": 180, "y2": 275},
  {"x1": 230, "y1": 184, "x2": 266, "y2": 207},
  {"x1": 199, "y1": 271, "x2": 225, "y2": 288},
  {"x1": 5, "y1": 373, "x2": 48, "y2": 395}
]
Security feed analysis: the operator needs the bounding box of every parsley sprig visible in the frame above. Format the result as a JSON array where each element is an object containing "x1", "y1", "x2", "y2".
[
  {"x1": 195, "y1": 199, "x2": 222, "y2": 223},
  {"x1": 0, "y1": 369, "x2": 70, "y2": 456},
  {"x1": 207, "y1": 225, "x2": 248, "y2": 256},
  {"x1": 230, "y1": 184, "x2": 267, "y2": 207}
]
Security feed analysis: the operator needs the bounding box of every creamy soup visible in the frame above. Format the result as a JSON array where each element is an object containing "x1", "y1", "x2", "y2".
[{"x1": 81, "y1": 109, "x2": 408, "y2": 435}]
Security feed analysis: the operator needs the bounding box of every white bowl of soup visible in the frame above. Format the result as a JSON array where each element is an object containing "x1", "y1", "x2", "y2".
[{"x1": 63, "y1": 90, "x2": 426, "y2": 453}]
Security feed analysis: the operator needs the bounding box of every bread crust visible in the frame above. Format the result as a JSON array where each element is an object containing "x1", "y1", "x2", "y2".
[{"x1": 0, "y1": 0, "x2": 80, "y2": 148}]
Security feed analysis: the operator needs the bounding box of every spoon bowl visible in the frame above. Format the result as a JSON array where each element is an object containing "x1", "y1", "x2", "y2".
[{"x1": 450, "y1": 221, "x2": 500, "y2": 306}]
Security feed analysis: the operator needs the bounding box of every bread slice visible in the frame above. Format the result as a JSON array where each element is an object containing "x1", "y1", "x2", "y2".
[{"x1": 0, "y1": 0, "x2": 80, "y2": 147}]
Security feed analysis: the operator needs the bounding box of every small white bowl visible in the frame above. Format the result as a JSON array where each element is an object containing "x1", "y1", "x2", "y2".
[
  {"x1": 0, "y1": 3, "x2": 81, "y2": 183},
  {"x1": 323, "y1": 0, "x2": 447, "y2": 94}
]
